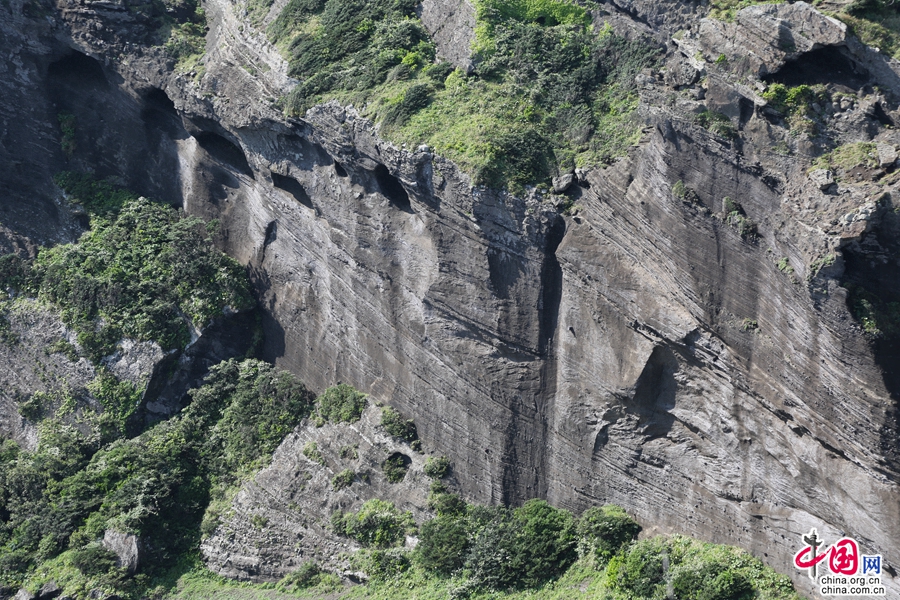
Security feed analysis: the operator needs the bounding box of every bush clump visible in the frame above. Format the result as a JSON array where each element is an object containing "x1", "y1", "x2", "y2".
[
  {"x1": 3, "y1": 188, "x2": 255, "y2": 363},
  {"x1": 423, "y1": 455, "x2": 450, "y2": 479},
  {"x1": 332, "y1": 468, "x2": 355, "y2": 490},
  {"x1": 382, "y1": 452, "x2": 411, "y2": 483},
  {"x1": 274, "y1": 0, "x2": 659, "y2": 190},
  {"x1": 577, "y1": 504, "x2": 642, "y2": 563},
  {"x1": 0, "y1": 358, "x2": 312, "y2": 593},
  {"x1": 316, "y1": 384, "x2": 367, "y2": 423},
  {"x1": 331, "y1": 499, "x2": 415, "y2": 548},
  {"x1": 380, "y1": 406, "x2": 418, "y2": 442}
]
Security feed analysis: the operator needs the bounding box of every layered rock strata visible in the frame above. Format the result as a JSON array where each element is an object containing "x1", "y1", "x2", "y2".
[{"x1": 0, "y1": 0, "x2": 898, "y2": 596}]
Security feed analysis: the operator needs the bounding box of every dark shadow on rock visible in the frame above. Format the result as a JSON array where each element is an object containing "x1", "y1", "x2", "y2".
[
  {"x1": 137, "y1": 310, "x2": 262, "y2": 429},
  {"x1": 271, "y1": 172, "x2": 315, "y2": 210},
  {"x1": 763, "y1": 46, "x2": 867, "y2": 90},
  {"x1": 628, "y1": 345, "x2": 679, "y2": 439},
  {"x1": 372, "y1": 164, "x2": 413, "y2": 213},
  {"x1": 193, "y1": 131, "x2": 254, "y2": 178},
  {"x1": 141, "y1": 88, "x2": 188, "y2": 141}
]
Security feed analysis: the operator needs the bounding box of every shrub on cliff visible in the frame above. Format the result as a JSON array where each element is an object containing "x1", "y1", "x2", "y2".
[
  {"x1": 19, "y1": 184, "x2": 254, "y2": 362},
  {"x1": 577, "y1": 504, "x2": 642, "y2": 562},
  {"x1": 331, "y1": 499, "x2": 415, "y2": 548},
  {"x1": 316, "y1": 383, "x2": 367, "y2": 423},
  {"x1": 380, "y1": 406, "x2": 418, "y2": 442},
  {"x1": 0, "y1": 359, "x2": 311, "y2": 595}
]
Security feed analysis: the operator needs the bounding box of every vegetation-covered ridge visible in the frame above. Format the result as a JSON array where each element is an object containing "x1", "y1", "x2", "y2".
[
  {"x1": 163, "y1": 494, "x2": 802, "y2": 600},
  {"x1": 0, "y1": 172, "x2": 254, "y2": 363},
  {"x1": 0, "y1": 358, "x2": 316, "y2": 599},
  {"x1": 263, "y1": 0, "x2": 659, "y2": 190}
]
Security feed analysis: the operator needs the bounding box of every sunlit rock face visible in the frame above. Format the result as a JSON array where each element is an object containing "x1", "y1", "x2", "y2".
[{"x1": 0, "y1": 0, "x2": 898, "y2": 596}]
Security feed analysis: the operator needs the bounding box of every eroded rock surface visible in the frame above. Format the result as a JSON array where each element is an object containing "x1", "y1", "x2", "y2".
[{"x1": 0, "y1": 0, "x2": 898, "y2": 597}]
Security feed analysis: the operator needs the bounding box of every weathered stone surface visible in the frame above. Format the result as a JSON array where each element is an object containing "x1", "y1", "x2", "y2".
[
  {"x1": 36, "y1": 582, "x2": 61, "y2": 600},
  {"x1": 809, "y1": 168, "x2": 835, "y2": 190},
  {"x1": 102, "y1": 530, "x2": 143, "y2": 574},
  {"x1": 417, "y1": 0, "x2": 476, "y2": 71},
  {"x1": 552, "y1": 173, "x2": 575, "y2": 194},
  {"x1": 201, "y1": 404, "x2": 436, "y2": 579},
  {"x1": 0, "y1": 0, "x2": 899, "y2": 597},
  {"x1": 698, "y1": 2, "x2": 847, "y2": 76},
  {"x1": 877, "y1": 141, "x2": 898, "y2": 167}
]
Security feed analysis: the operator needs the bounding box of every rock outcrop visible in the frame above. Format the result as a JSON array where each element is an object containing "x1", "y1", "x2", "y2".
[{"x1": 0, "y1": 0, "x2": 898, "y2": 597}]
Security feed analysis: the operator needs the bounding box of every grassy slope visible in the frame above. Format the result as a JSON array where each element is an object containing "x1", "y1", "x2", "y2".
[{"x1": 266, "y1": 0, "x2": 657, "y2": 190}]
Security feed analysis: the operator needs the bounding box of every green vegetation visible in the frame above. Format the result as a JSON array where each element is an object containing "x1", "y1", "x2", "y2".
[
  {"x1": 812, "y1": 142, "x2": 879, "y2": 175},
  {"x1": 761, "y1": 83, "x2": 830, "y2": 133},
  {"x1": 87, "y1": 368, "x2": 143, "y2": 438},
  {"x1": 380, "y1": 406, "x2": 418, "y2": 443},
  {"x1": 58, "y1": 112, "x2": 76, "y2": 157},
  {"x1": 277, "y1": 561, "x2": 341, "y2": 593},
  {"x1": 381, "y1": 453, "x2": 410, "y2": 483},
  {"x1": 0, "y1": 309, "x2": 16, "y2": 345},
  {"x1": 316, "y1": 384, "x2": 368, "y2": 423},
  {"x1": 830, "y1": 0, "x2": 900, "y2": 60},
  {"x1": 340, "y1": 444, "x2": 359, "y2": 460},
  {"x1": 423, "y1": 455, "x2": 450, "y2": 479},
  {"x1": 332, "y1": 469, "x2": 356, "y2": 490},
  {"x1": 776, "y1": 257, "x2": 794, "y2": 274},
  {"x1": 0, "y1": 359, "x2": 313, "y2": 597},
  {"x1": 722, "y1": 198, "x2": 757, "y2": 238},
  {"x1": 270, "y1": 0, "x2": 659, "y2": 190},
  {"x1": 672, "y1": 180, "x2": 699, "y2": 203},
  {"x1": 808, "y1": 253, "x2": 837, "y2": 280},
  {"x1": 847, "y1": 284, "x2": 900, "y2": 337},
  {"x1": 741, "y1": 318, "x2": 759, "y2": 332},
  {"x1": 331, "y1": 499, "x2": 415, "y2": 548},
  {"x1": 302, "y1": 441, "x2": 325, "y2": 465},
  {"x1": 157, "y1": 0, "x2": 208, "y2": 71},
  {"x1": 708, "y1": 0, "x2": 782, "y2": 22},
  {"x1": 696, "y1": 110, "x2": 736, "y2": 139},
  {"x1": 0, "y1": 177, "x2": 255, "y2": 363}
]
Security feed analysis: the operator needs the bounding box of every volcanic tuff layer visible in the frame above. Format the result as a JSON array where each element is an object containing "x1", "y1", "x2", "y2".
[{"x1": 0, "y1": 0, "x2": 899, "y2": 596}]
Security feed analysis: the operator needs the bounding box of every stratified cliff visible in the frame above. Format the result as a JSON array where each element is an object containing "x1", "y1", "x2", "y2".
[{"x1": 1, "y1": 0, "x2": 898, "y2": 597}]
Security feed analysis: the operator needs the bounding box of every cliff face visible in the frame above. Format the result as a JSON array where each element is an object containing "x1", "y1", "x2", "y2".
[{"x1": 1, "y1": 0, "x2": 899, "y2": 596}]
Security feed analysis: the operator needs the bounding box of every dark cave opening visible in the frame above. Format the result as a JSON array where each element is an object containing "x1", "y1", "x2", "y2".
[
  {"x1": 763, "y1": 46, "x2": 868, "y2": 90},
  {"x1": 373, "y1": 164, "x2": 412, "y2": 213},
  {"x1": 47, "y1": 50, "x2": 108, "y2": 89},
  {"x1": 271, "y1": 172, "x2": 314, "y2": 210},
  {"x1": 141, "y1": 88, "x2": 186, "y2": 140},
  {"x1": 193, "y1": 131, "x2": 254, "y2": 178},
  {"x1": 334, "y1": 161, "x2": 348, "y2": 177}
]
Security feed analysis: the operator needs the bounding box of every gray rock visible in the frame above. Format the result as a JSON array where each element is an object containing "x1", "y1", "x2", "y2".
[
  {"x1": 809, "y1": 168, "x2": 835, "y2": 190},
  {"x1": 37, "y1": 582, "x2": 61, "y2": 600},
  {"x1": 698, "y1": 2, "x2": 847, "y2": 77},
  {"x1": 552, "y1": 173, "x2": 575, "y2": 194},
  {"x1": 13, "y1": 591, "x2": 36, "y2": 600},
  {"x1": 417, "y1": 0, "x2": 475, "y2": 71},
  {"x1": 102, "y1": 530, "x2": 143, "y2": 574},
  {"x1": 877, "y1": 142, "x2": 897, "y2": 167}
]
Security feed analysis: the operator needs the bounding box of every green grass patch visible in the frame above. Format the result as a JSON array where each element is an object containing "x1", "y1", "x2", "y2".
[
  {"x1": 272, "y1": 0, "x2": 658, "y2": 190},
  {"x1": 812, "y1": 142, "x2": 879, "y2": 175},
  {"x1": 707, "y1": 0, "x2": 783, "y2": 22},
  {"x1": 847, "y1": 283, "x2": 900, "y2": 337},
  {"x1": 316, "y1": 384, "x2": 367, "y2": 424},
  {"x1": 831, "y1": 0, "x2": 900, "y2": 60}
]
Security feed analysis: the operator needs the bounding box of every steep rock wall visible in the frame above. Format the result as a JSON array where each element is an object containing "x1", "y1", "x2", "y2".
[{"x1": 0, "y1": 0, "x2": 897, "y2": 596}]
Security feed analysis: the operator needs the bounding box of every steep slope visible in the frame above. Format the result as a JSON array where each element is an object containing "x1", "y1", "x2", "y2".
[{"x1": 0, "y1": 0, "x2": 898, "y2": 597}]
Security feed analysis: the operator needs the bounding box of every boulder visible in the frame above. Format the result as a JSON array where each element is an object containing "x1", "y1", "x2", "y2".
[{"x1": 102, "y1": 530, "x2": 143, "y2": 574}]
